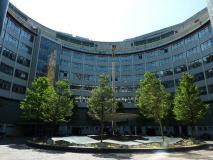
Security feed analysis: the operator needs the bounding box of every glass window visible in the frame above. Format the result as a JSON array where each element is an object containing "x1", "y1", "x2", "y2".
[
  {"x1": 62, "y1": 49, "x2": 72, "y2": 57},
  {"x1": 4, "y1": 33, "x2": 18, "y2": 48},
  {"x1": 173, "y1": 52, "x2": 186, "y2": 62},
  {"x1": 84, "y1": 64, "x2": 94, "y2": 72},
  {"x1": 59, "y1": 70, "x2": 68, "y2": 79},
  {"x1": 172, "y1": 41, "x2": 184, "y2": 50},
  {"x1": 134, "y1": 64, "x2": 144, "y2": 72},
  {"x1": 147, "y1": 61, "x2": 159, "y2": 69},
  {"x1": 60, "y1": 59, "x2": 70, "y2": 66},
  {"x1": 159, "y1": 57, "x2": 172, "y2": 66},
  {"x1": 72, "y1": 62, "x2": 83, "y2": 71},
  {"x1": 185, "y1": 34, "x2": 197, "y2": 44},
  {"x1": 121, "y1": 65, "x2": 132, "y2": 72},
  {"x1": 198, "y1": 26, "x2": 210, "y2": 38},
  {"x1": 199, "y1": 86, "x2": 207, "y2": 95},
  {"x1": 208, "y1": 84, "x2": 213, "y2": 94},
  {"x1": 201, "y1": 39, "x2": 213, "y2": 51},
  {"x1": 19, "y1": 43, "x2": 32, "y2": 55},
  {"x1": 96, "y1": 65, "x2": 108, "y2": 73},
  {"x1": 0, "y1": 79, "x2": 11, "y2": 91},
  {"x1": 203, "y1": 54, "x2": 213, "y2": 64},
  {"x1": 174, "y1": 65, "x2": 187, "y2": 74},
  {"x1": 15, "y1": 69, "x2": 28, "y2": 80},
  {"x1": 7, "y1": 18, "x2": 21, "y2": 35},
  {"x1": 186, "y1": 47, "x2": 198, "y2": 57},
  {"x1": 120, "y1": 56, "x2": 131, "y2": 62},
  {"x1": 72, "y1": 52, "x2": 83, "y2": 61},
  {"x1": 85, "y1": 54, "x2": 95, "y2": 61},
  {"x1": 161, "y1": 80, "x2": 174, "y2": 88},
  {"x1": 0, "y1": 63, "x2": 14, "y2": 75},
  {"x1": 188, "y1": 59, "x2": 202, "y2": 70},
  {"x1": 157, "y1": 68, "x2": 173, "y2": 77},
  {"x1": 17, "y1": 56, "x2": 30, "y2": 67},
  {"x1": 2, "y1": 48, "x2": 16, "y2": 61},
  {"x1": 21, "y1": 29, "x2": 33, "y2": 42},
  {"x1": 194, "y1": 72, "x2": 204, "y2": 82},
  {"x1": 205, "y1": 68, "x2": 213, "y2": 79},
  {"x1": 12, "y1": 83, "x2": 26, "y2": 94}
]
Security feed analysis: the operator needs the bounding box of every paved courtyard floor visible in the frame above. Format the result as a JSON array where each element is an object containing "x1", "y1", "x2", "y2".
[{"x1": 0, "y1": 138, "x2": 213, "y2": 160}]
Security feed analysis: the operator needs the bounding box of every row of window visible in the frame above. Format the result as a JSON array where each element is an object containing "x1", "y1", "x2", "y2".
[
  {"x1": 0, "y1": 78, "x2": 26, "y2": 94},
  {"x1": 6, "y1": 16, "x2": 34, "y2": 42},
  {"x1": 0, "y1": 63, "x2": 28, "y2": 80}
]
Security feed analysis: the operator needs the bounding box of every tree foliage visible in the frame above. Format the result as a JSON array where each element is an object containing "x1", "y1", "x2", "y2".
[
  {"x1": 20, "y1": 77, "x2": 75, "y2": 125},
  {"x1": 20, "y1": 77, "x2": 55, "y2": 122},
  {"x1": 173, "y1": 73, "x2": 209, "y2": 136},
  {"x1": 43, "y1": 80, "x2": 75, "y2": 124},
  {"x1": 88, "y1": 74, "x2": 116, "y2": 142},
  {"x1": 136, "y1": 72, "x2": 170, "y2": 141},
  {"x1": 88, "y1": 74, "x2": 116, "y2": 121}
]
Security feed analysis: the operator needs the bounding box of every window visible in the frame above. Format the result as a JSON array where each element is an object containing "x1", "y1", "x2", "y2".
[
  {"x1": 172, "y1": 41, "x2": 183, "y2": 50},
  {"x1": 134, "y1": 64, "x2": 144, "y2": 72},
  {"x1": 162, "y1": 80, "x2": 174, "y2": 88},
  {"x1": 15, "y1": 69, "x2": 28, "y2": 80},
  {"x1": 203, "y1": 54, "x2": 213, "y2": 64},
  {"x1": 157, "y1": 68, "x2": 173, "y2": 77},
  {"x1": 174, "y1": 65, "x2": 187, "y2": 74},
  {"x1": 194, "y1": 72, "x2": 204, "y2": 82},
  {"x1": 188, "y1": 59, "x2": 202, "y2": 70},
  {"x1": 85, "y1": 55, "x2": 95, "y2": 61},
  {"x1": 19, "y1": 43, "x2": 32, "y2": 55},
  {"x1": 208, "y1": 84, "x2": 213, "y2": 94},
  {"x1": 17, "y1": 56, "x2": 30, "y2": 67},
  {"x1": 72, "y1": 52, "x2": 83, "y2": 61},
  {"x1": 199, "y1": 86, "x2": 207, "y2": 95},
  {"x1": 0, "y1": 79, "x2": 11, "y2": 90},
  {"x1": 185, "y1": 34, "x2": 197, "y2": 44},
  {"x1": 2, "y1": 48, "x2": 16, "y2": 61},
  {"x1": 4, "y1": 33, "x2": 18, "y2": 48},
  {"x1": 59, "y1": 70, "x2": 68, "y2": 78},
  {"x1": 12, "y1": 84, "x2": 26, "y2": 94},
  {"x1": 60, "y1": 59, "x2": 70, "y2": 66},
  {"x1": 175, "y1": 79, "x2": 180, "y2": 86},
  {"x1": 205, "y1": 68, "x2": 213, "y2": 79},
  {"x1": 21, "y1": 29, "x2": 33, "y2": 42},
  {"x1": 173, "y1": 52, "x2": 186, "y2": 62},
  {"x1": 7, "y1": 18, "x2": 20, "y2": 35},
  {"x1": 84, "y1": 64, "x2": 94, "y2": 72},
  {"x1": 160, "y1": 57, "x2": 172, "y2": 66},
  {"x1": 198, "y1": 26, "x2": 210, "y2": 38},
  {"x1": 201, "y1": 39, "x2": 213, "y2": 51},
  {"x1": 186, "y1": 47, "x2": 198, "y2": 57},
  {"x1": 0, "y1": 63, "x2": 14, "y2": 75}
]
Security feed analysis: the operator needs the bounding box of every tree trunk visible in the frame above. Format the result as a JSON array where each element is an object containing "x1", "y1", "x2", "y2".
[
  {"x1": 159, "y1": 120, "x2": 164, "y2": 142},
  {"x1": 100, "y1": 120, "x2": 104, "y2": 143},
  {"x1": 111, "y1": 120, "x2": 115, "y2": 136}
]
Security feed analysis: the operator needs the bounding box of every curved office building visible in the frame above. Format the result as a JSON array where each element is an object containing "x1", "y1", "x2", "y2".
[{"x1": 1, "y1": 3, "x2": 213, "y2": 135}]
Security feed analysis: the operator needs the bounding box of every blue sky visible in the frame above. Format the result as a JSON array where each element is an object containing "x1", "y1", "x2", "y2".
[{"x1": 10, "y1": 0, "x2": 207, "y2": 42}]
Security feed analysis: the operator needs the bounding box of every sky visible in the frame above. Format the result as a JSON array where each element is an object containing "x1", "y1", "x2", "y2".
[{"x1": 9, "y1": 0, "x2": 207, "y2": 42}]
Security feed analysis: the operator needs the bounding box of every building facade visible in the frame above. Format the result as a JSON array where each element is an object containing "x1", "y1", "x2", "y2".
[{"x1": 0, "y1": 3, "x2": 213, "y2": 136}]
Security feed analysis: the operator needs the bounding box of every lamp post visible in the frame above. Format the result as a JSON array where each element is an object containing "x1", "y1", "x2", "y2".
[{"x1": 111, "y1": 45, "x2": 116, "y2": 135}]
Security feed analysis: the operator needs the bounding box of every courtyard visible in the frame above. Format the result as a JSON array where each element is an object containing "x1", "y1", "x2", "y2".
[{"x1": 0, "y1": 138, "x2": 213, "y2": 160}]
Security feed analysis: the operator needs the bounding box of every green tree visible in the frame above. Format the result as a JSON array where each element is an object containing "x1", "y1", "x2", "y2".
[
  {"x1": 173, "y1": 73, "x2": 209, "y2": 137},
  {"x1": 20, "y1": 77, "x2": 55, "y2": 123},
  {"x1": 43, "y1": 80, "x2": 75, "y2": 124},
  {"x1": 88, "y1": 74, "x2": 115, "y2": 142},
  {"x1": 136, "y1": 72, "x2": 170, "y2": 141}
]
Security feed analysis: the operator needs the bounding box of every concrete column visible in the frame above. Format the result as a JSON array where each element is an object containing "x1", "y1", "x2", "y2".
[{"x1": 0, "y1": 0, "x2": 9, "y2": 35}]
